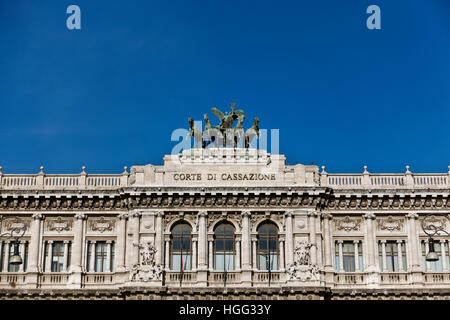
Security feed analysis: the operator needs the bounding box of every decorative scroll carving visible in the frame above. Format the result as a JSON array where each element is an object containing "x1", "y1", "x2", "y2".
[
  {"x1": 287, "y1": 240, "x2": 319, "y2": 281},
  {"x1": 89, "y1": 216, "x2": 115, "y2": 233},
  {"x1": 377, "y1": 216, "x2": 404, "y2": 231},
  {"x1": 422, "y1": 215, "x2": 447, "y2": 233},
  {"x1": 129, "y1": 241, "x2": 162, "y2": 282},
  {"x1": 334, "y1": 216, "x2": 361, "y2": 232},
  {"x1": 3, "y1": 217, "x2": 30, "y2": 233},
  {"x1": 46, "y1": 216, "x2": 72, "y2": 232}
]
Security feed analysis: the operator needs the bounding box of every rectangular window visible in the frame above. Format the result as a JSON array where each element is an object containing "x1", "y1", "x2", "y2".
[
  {"x1": 335, "y1": 241, "x2": 363, "y2": 272},
  {"x1": 379, "y1": 241, "x2": 407, "y2": 272},
  {"x1": 422, "y1": 240, "x2": 449, "y2": 272},
  {"x1": 95, "y1": 242, "x2": 108, "y2": 272},
  {"x1": 51, "y1": 242, "x2": 65, "y2": 272},
  {"x1": 8, "y1": 243, "x2": 20, "y2": 272}
]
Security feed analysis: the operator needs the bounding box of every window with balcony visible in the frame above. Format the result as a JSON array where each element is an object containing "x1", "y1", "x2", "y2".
[
  {"x1": 257, "y1": 223, "x2": 279, "y2": 271},
  {"x1": 7, "y1": 241, "x2": 27, "y2": 272},
  {"x1": 422, "y1": 240, "x2": 450, "y2": 272},
  {"x1": 378, "y1": 240, "x2": 407, "y2": 272},
  {"x1": 86, "y1": 240, "x2": 114, "y2": 272},
  {"x1": 170, "y1": 223, "x2": 192, "y2": 271},
  {"x1": 51, "y1": 241, "x2": 65, "y2": 272},
  {"x1": 43, "y1": 241, "x2": 71, "y2": 272},
  {"x1": 214, "y1": 222, "x2": 235, "y2": 271},
  {"x1": 335, "y1": 240, "x2": 363, "y2": 272}
]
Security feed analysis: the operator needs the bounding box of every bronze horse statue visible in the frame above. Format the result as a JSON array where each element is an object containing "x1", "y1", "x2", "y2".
[{"x1": 244, "y1": 117, "x2": 260, "y2": 149}]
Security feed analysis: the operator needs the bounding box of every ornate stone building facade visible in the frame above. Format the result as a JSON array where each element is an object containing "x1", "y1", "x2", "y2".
[{"x1": 0, "y1": 148, "x2": 449, "y2": 299}]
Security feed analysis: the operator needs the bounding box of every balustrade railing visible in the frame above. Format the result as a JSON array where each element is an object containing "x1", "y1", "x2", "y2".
[
  {"x1": 0, "y1": 173, "x2": 125, "y2": 190},
  {"x1": 334, "y1": 272, "x2": 366, "y2": 286},
  {"x1": 323, "y1": 169, "x2": 450, "y2": 190}
]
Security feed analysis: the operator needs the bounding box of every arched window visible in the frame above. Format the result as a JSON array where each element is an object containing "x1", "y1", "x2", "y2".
[
  {"x1": 257, "y1": 223, "x2": 279, "y2": 271},
  {"x1": 214, "y1": 223, "x2": 235, "y2": 271},
  {"x1": 170, "y1": 223, "x2": 192, "y2": 271}
]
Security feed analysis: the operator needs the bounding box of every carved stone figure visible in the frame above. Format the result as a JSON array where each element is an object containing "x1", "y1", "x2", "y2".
[
  {"x1": 129, "y1": 241, "x2": 162, "y2": 282},
  {"x1": 287, "y1": 240, "x2": 320, "y2": 281}
]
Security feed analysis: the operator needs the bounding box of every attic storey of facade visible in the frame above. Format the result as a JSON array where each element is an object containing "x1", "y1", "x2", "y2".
[{"x1": 0, "y1": 147, "x2": 449, "y2": 300}]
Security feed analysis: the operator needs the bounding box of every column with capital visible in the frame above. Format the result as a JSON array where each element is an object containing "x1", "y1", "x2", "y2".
[
  {"x1": 235, "y1": 238, "x2": 241, "y2": 271},
  {"x1": 240, "y1": 211, "x2": 252, "y2": 285},
  {"x1": 69, "y1": 213, "x2": 85, "y2": 287},
  {"x1": 279, "y1": 239, "x2": 285, "y2": 271},
  {"x1": 46, "y1": 241, "x2": 53, "y2": 272},
  {"x1": 3, "y1": 241, "x2": 10, "y2": 272},
  {"x1": 89, "y1": 241, "x2": 96, "y2": 272},
  {"x1": 164, "y1": 235, "x2": 170, "y2": 269},
  {"x1": 208, "y1": 237, "x2": 214, "y2": 271},
  {"x1": 308, "y1": 211, "x2": 317, "y2": 265},
  {"x1": 440, "y1": 240, "x2": 447, "y2": 271},
  {"x1": 155, "y1": 212, "x2": 163, "y2": 266},
  {"x1": 397, "y1": 240, "x2": 404, "y2": 271},
  {"x1": 106, "y1": 241, "x2": 112, "y2": 272},
  {"x1": 354, "y1": 240, "x2": 360, "y2": 271},
  {"x1": 252, "y1": 238, "x2": 257, "y2": 271},
  {"x1": 116, "y1": 213, "x2": 128, "y2": 273},
  {"x1": 19, "y1": 241, "x2": 26, "y2": 272},
  {"x1": 63, "y1": 241, "x2": 70, "y2": 272},
  {"x1": 338, "y1": 240, "x2": 344, "y2": 271},
  {"x1": 192, "y1": 238, "x2": 197, "y2": 270},
  {"x1": 363, "y1": 212, "x2": 379, "y2": 287},
  {"x1": 380, "y1": 240, "x2": 387, "y2": 272},
  {"x1": 285, "y1": 211, "x2": 294, "y2": 267}
]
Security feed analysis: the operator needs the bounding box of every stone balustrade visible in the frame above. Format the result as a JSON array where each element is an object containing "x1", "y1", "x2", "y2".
[
  {"x1": 2, "y1": 165, "x2": 450, "y2": 190},
  {"x1": 322, "y1": 166, "x2": 450, "y2": 190}
]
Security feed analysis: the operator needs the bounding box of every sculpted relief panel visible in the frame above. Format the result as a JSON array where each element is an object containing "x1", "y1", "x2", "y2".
[
  {"x1": 334, "y1": 216, "x2": 361, "y2": 232},
  {"x1": 377, "y1": 216, "x2": 404, "y2": 232},
  {"x1": 46, "y1": 216, "x2": 73, "y2": 233},
  {"x1": 88, "y1": 216, "x2": 115, "y2": 233}
]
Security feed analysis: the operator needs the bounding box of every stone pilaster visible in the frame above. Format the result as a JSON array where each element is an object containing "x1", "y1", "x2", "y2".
[
  {"x1": 308, "y1": 211, "x2": 318, "y2": 265},
  {"x1": 69, "y1": 212, "x2": 85, "y2": 287},
  {"x1": 155, "y1": 211, "x2": 163, "y2": 266},
  {"x1": 26, "y1": 213, "x2": 43, "y2": 286},
  {"x1": 240, "y1": 211, "x2": 252, "y2": 285},
  {"x1": 285, "y1": 211, "x2": 294, "y2": 266},
  {"x1": 407, "y1": 212, "x2": 424, "y2": 285},
  {"x1": 116, "y1": 213, "x2": 128, "y2": 273},
  {"x1": 196, "y1": 211, "x2": 208, "y2": 286},
  {"x1": 363, "y1": 212, "x2": 379, "y2": 288}
]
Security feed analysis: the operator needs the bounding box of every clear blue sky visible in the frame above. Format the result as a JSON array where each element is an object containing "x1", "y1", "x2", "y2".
[{"x1": 1, "y1": 1, "x2": 449, "y2": 174}]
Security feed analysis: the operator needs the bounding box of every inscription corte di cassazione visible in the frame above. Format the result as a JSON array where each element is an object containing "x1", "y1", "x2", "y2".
[{"x1": 173, "y1": 173, "x2": 276, "y2": 181}]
